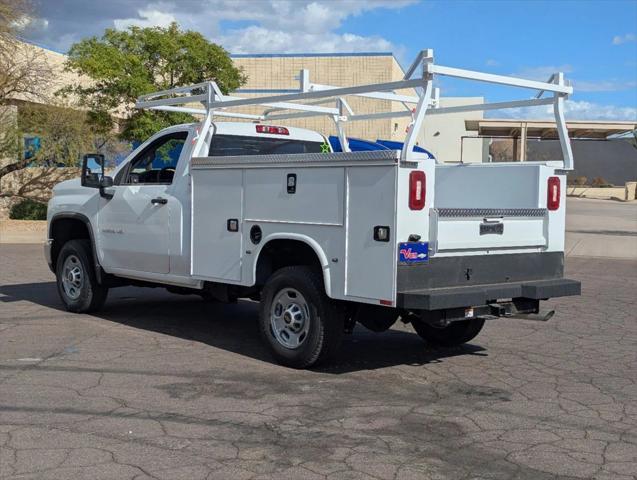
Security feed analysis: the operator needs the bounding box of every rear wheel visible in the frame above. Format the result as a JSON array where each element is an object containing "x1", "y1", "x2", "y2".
[
  {"x1": 259, "y1": 266, "x2": 344, "y2": 368},
  {"x1": 412, "y1": 317, "x2": 485, "y2": 347},
  {"x1": 56, "y1": 239, "x2": 108, "y2": 313}
]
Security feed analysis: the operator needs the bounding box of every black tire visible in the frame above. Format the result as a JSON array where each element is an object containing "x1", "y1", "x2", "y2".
[
  {"x1": 55, "y1": 239, "x2": 108, "y2": 313},
  {"x1": 412, "y1": 318, "x2": 485, "y2": 347},
  {"x1": 259, "y1": 266, "x2": 344, "y2": 369}
]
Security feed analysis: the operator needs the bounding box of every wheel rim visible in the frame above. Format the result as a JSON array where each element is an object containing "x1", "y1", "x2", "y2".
[
  {"x1": 270, "y1": 288, "x2": 311, "y2": 349},
  {"x1": 61, "y1": 254, "x2": 84, "y2": 300}
]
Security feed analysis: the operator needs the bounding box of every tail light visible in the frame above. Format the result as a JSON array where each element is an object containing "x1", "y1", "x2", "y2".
[
  {"x1": 409, "y1": 171, "x2": 426, "y2": 210},
  {"x1": 547, "y1": 176, "x2": 560, "y2": 211},
  {"x1": 256, "y1": 125, "x2": 289, "y2": 135}
]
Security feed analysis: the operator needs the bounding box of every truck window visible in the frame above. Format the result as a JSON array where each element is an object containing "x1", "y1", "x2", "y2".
[
  {"x1": 209, "y1": 134, "x2": 325, "y2": 156},
  {"x1": 125, "y1": 131, "x2": 188, "y2": 185}
]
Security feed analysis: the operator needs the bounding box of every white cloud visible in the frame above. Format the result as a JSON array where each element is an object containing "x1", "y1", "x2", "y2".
[
  {"x1": 562, "y1": 100, "x2": 637, "y2": 121},
  {"x1": 113, "y1": 8, "x2": 177, "y2": 30},
  {"x1": 612, "y1": 33, "x2": 636, "y2": 45},
  {"x1": 485, "y1": 59, "x2": 500, "y2": 67},
  {"x1": 109, "y1": 0, "x2": 416, "y2": 54},
  {"x1": 488, "y1": 100, "x2": 637, "y2": 122},
  {"x1": 216, "y1": 25, "x2": 393, "y2": 54},
  {"x1": 11, "y1": 15, "x2": 49, "y2": 32}
]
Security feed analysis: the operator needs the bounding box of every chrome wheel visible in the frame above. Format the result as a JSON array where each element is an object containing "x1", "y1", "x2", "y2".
[
  {"x1": 61, "y1": 254, "x2": 84, "y2": 300},
  {"x1": 270, "y1": 288, "x2": 311, "y2": 349}
]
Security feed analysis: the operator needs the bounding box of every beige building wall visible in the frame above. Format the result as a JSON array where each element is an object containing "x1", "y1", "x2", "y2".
[
  {"x1": 9, "y1": 40, "x2": 93, "y2": 106},
  {"x1": 231, "y1": 53, "x2": 419, "y2": 143},
  {"x1": 231, "y1": 53, "x2": 482, "y2": 158},
  {"x1": 422, "y1": 97, "x2": 485, "y2": 163}
]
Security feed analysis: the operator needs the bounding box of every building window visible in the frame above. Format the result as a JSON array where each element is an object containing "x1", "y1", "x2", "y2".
[{"x1": 24, "y1": 136, "x2": 41, "y2": 160}]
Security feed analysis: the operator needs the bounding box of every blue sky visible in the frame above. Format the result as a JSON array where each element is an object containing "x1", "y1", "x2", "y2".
[
  {"x1": 20, "y1": 0, "x2": 637, "y2": 120},
  {"x1": 343, "y1": 0, "x2": 637, "y2": 118}
]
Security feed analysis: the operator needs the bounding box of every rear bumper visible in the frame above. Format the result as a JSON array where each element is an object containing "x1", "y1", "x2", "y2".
[
  {"x1": 396, "y1": 251, "x2": 580, "y2": 310},
  {"x1": 397, "y1": 278, "x2": 581, "y2": 310}
]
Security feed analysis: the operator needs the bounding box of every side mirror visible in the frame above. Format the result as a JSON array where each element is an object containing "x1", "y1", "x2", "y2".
[
  {"x1": 81, "y1": 153, "x2": 105, "y2": 188},
  {"x1": 100, "y1": 176, "x2": 113, "y2": 188},
  {"x1": 99, "y1": 175, "x2": 114, "y2": 199}
]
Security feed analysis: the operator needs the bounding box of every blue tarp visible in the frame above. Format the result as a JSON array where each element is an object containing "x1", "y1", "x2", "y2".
[
  {"x1": 375, "y1": 140, "x2": 435, "y2": 159},
  {"x1": 328, "y1": 136, "x2": 435, "y2": 159},
  {"x1": 328, "y1": 136, "x2": 388, "y2": 152}
]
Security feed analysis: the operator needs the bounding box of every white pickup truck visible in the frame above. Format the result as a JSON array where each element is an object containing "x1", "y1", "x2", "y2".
[{"x1": 45, "y1": 50, "x2": 580, "y2": 368}]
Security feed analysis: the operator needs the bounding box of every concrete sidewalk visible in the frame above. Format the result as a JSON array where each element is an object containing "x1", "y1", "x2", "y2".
[
  {"x1": 565, "y1": 197, "x2": 636, "y2": 259},
  {"x1": 0, "y1": 220, "x2": 46, "y2": 244},
  {"x1": 1, "y1": 197, "x2": 635, "y2": 259}
]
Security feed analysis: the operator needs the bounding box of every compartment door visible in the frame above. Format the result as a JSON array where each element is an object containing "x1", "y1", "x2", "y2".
[
  {"x1": 191, "y1": 170, "x2": 243, "y2": 281},
  {"x1": 345, "y1": 166, "x2": 396, "y2": 302}
]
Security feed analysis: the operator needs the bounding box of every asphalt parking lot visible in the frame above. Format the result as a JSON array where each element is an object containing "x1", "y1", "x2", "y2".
[{"x1": 1, "y1": 243, "x2": 636, "y2": 480}]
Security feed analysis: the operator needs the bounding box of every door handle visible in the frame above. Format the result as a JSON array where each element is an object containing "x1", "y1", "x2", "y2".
[{"x1": 151, "y1": 197, "x2": 168, "y2": 205}]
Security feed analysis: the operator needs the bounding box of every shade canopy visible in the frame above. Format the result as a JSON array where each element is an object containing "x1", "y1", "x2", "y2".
[{"x1": 465, "y1": 119, "x2": 637, "y2": 139}]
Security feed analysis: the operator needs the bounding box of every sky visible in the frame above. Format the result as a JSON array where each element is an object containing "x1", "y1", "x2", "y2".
[{"x1": 16, "y1": 0, "x2": 637, "y2": 121}]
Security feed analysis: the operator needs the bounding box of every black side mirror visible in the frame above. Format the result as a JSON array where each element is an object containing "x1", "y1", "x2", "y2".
[
  {"x1": 81, "y1": 153, "x2": 105, "y2": 188},
  {"x1": 100, "y1": 176, "x2": 113, "y2": 188},
  {"x1": 99, "y1": 175, "x2": 114, "y2": 199}
]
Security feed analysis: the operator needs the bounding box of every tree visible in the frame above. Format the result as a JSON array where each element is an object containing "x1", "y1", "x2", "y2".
[
  {"x1": 0, "y1": 0, "x2": 55, "y2": 195},
  {"x1": 1, "y1": 102, "x2": 126, "y2": 203},
  {"x1": 0, "y1": 0, "x2": 122, "y2": 204},
  {"x1": 0, "y1": 0, "x2": 28, "y2": 39},
  {"x1": 0, "y1": 40, "x2": 66, "y2": 181},
  {"x1": 61, "y1": 22, "x2": 246, "y2": 141}
]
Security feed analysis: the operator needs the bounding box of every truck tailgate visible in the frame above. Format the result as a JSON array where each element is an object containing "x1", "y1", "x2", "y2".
[{"x1": 431, "y1": 163, "x2": 561, "y2": 254}]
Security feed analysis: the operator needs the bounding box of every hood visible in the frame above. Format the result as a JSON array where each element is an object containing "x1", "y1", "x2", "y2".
[{"x1": 52, "y1": 177, "x2": 81, "y2": 194}]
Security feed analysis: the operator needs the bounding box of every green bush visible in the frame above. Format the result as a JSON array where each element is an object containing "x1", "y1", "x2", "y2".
[{"x1": 9, "y1": 199, "x2": 47, "y2": 220}]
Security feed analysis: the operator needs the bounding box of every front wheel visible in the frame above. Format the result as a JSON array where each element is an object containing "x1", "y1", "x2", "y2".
[
  {"x1": 56, "y1": 239, "x2": 108, "y2": 313},
  {"x1": 412, "y1": 318, "x2": 485, "y2": 347},
  {"x1": 259, "y1": 266, "x2": 344, "y2": 369}
]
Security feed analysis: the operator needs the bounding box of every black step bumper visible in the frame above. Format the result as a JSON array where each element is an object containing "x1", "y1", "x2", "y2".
[
  {"x1": 396, "y1": 252, "x2": 580, "y2": 310},
  {"x1": 397, "y1": 278, "x2": 581, "y2": 310}
]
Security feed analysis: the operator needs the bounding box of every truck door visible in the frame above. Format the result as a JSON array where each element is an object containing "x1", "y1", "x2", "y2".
[{"x1": 97, "y1": 131, "x2": 188, "y2": 274}]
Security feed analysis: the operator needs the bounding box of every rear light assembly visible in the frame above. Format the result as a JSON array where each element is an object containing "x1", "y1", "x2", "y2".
[
  {"x1": 547, "y1": 176, "x2": 561, "y2": 211},
  {"x1": 256, "y1": 125, "x2": 289, "y2": 135},
  {"x1": 409, "y1": 171, "x2": 426, "y2": 210}
]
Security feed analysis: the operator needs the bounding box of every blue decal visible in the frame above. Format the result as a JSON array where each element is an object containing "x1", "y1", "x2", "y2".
[{"x1": 399, "y1": 242, "x2": 429, "y2": 264}]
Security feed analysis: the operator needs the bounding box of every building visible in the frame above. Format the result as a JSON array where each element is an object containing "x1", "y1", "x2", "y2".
[
  {"x1": 465, "y1": 119, "x2": 637, "y2": 185},
  {"x1": 232, "y1": 52, "x2": 413, "y2": 142}
]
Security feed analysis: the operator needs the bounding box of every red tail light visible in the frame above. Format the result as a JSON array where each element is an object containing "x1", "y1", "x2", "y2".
[
  {"x1": 547, "y1": 176, "x2": 560, "y2": 211},
  {"x1": 256, "y1": 125, "x2": 289, "y2": 135},
  {"x1": 409, "y1": 171, "x2": 426, "y2": 210}
]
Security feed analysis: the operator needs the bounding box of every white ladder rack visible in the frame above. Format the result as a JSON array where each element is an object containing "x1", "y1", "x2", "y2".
[{"x1": 135, "y1": 49, "x2": 574, "y2": 169}]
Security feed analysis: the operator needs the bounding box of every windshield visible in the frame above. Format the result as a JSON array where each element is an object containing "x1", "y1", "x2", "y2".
[{"x1": 209, "y1": 134, "x2": 326, "y2": 156}]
